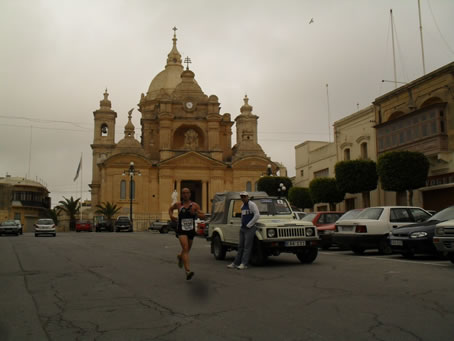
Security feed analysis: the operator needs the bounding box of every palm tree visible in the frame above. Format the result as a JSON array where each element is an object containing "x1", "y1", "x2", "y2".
[
  {"x1": 59, "y1": 196, "x2": 81, "y2": 231},
  {"x1": 95, "y1": 201, "x2": 121, "y2": 227},
  {"x1": 45, "y1": 206, "x2": 61, "y2": 226}
]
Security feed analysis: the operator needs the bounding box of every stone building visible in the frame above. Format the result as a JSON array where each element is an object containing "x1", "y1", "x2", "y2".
[
  {"x1": 373, "y1": 62, "x2": 454, "y2": 210},
  {"x1": 0, "y1": 175, "x2": 51, "y2": 231},
  {"x1": 90, "y1": 31, "x2": 277, "y2": 225},
  {"x1": 294, "y1": 61, "x2": 454, "y2": 212}
]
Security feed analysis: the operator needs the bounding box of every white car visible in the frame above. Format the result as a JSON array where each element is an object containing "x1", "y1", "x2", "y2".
[
  {"x1": 433, "y1": 219, "x2": 454, "y2": 264},
  {"x1": 333, "y1": 206, "x2": 431, "y2": 254},
  {"x1": 34, "y1": 218, "x2": 56, "y2": 237}
]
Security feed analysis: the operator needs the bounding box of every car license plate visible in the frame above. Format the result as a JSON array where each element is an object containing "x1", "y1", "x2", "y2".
[
  {"x1": 391, "y1": 240, "x2": 403, "y2": 246},
  {"x1": 285, "y1": 240, "x2": 306, "y2": 247}
]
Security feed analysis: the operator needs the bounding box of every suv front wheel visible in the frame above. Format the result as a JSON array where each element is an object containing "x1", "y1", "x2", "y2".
[
  {"x1": 296, "y1": 247, "x2": 318, "y2": 264},
  {"x1": 212, "y1": 234, "x2": 226, "y2": 260},
  {"x1": 250, "y1": 239, "x2": 267, "y2": 266}
]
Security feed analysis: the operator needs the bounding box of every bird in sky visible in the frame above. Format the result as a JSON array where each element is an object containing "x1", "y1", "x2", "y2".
[{"x1": 309, "y1": 18, "x2": 314, "y2": 24}]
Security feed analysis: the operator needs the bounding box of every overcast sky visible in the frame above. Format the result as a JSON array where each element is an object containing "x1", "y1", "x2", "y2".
[{"x1": 1, "y1": 0, "x2": 453, "y2": 206}]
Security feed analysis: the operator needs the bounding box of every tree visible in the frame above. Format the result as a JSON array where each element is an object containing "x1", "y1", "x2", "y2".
[
  {"x1": 288, "y1": 187, "x2": 313, "y2": 210},
  {"x1": 309, "y1": 177, "x2": 344, "y2": 211},
  {"x1": 45, "y1": 207, "x2": 61, "y2": 226},
  {"x1": 257, "y1": 176, "x2": 293, "y2": 197},
  {"x1": 377, "y1": 151, "x2": 429, "y2": 206},
  {"x1": 95, "y1": 201, "x2": 121, "y2": 227},
  {"x1": 335, "y1": 159, "x2": 378, "y2": 207},
  {"x1": 58, "y1": 196, "x2": 81, "y2": 231}
]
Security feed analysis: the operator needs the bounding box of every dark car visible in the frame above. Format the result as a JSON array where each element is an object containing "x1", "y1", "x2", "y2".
[
  {"x1": 389, "y1": 205, "x2": 454, "y2": 258},
  {"x1": 0, "y1": 220, "x2": 22, "y2": 236},
  {"x1": 115, "y1": 216, "x2": 133, "y2": 232},
  {"x1": 300, "y1": 211, "x2": 345, "y2": 249}
]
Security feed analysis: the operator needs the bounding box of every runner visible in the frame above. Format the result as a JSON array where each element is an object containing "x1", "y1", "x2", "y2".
[{"x1": 169, "y1": 187, "x2": 205, "y2": 280}]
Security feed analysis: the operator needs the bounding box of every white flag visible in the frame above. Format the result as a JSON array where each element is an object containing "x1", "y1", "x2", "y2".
[{"x1": 73, "y1": 156, "x2": 82, "y2": 182}]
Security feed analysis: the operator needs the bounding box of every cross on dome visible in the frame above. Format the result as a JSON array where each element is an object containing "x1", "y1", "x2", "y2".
[{"x1": 184, "y1": 56, "x2": 192, "y2": 70}]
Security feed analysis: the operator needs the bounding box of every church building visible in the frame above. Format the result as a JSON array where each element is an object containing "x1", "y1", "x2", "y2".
[{"x1": 90, "y1": 30, "x2": 279, "y2": 224}]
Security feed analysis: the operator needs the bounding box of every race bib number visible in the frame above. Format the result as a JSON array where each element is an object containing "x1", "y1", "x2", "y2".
[{"x1": 181, "y1": 219, "x2": 194, "y2": 231}]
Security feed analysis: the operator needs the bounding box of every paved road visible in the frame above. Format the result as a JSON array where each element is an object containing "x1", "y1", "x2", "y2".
[{"x1": 1, "y1": 232, "x2": 453, "y2": 341}]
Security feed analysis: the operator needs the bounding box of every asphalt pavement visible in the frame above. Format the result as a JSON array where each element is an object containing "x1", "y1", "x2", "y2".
[{"x1": 1, "y1": 232, "x2": 453, "y2": 341}]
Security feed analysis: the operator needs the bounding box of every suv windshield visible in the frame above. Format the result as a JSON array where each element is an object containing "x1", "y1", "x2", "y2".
[
  {"x1": 429, "y1": 206, "x2": 454, "y2": 221},
  {"x1": 356, "y1": 208, "x2": 383, "y2": 220},
  {"x1": 252, "y1": 198, "x2": 292, "y2": 215}
]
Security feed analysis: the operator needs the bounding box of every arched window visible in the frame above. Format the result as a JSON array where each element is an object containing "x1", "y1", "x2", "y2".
[
  {"x1": 344, "y1": 148, "x2": 350, "y2": 161},
  {"x1": 120, "y1": 180, "x2": 126, "y2": 199},
  {"x1": 255, "y1": 182, "x2": 259, "y2": 191},
  {"x1": 246, "y1": 181, "x2": 252, "y2": 192},
  {"x1": 360, "y1": 142, "x2": 368, "y2": 159},
  {"x1": 101, "y1": 123, "x2": 108, "y2": 137}
]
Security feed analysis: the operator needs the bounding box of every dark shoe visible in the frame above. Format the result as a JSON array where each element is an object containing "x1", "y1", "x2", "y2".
[
  {"x1": 177, "y1": 255, "x2": 183, "y2": 268},
  {"x1": 186, "y1": 271, "x2": 194, "y2": 280}
]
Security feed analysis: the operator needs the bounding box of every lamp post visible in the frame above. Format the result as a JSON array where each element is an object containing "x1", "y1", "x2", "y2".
[
  {"x1": 122, "y1": 161, "x2": 141, "y2": 226},
  {"x1": 277, "y1": 182, "x2": 286, "y2": 199},
  {"x1": 267, "y1": 164, "x2": 272, "y2": 176}
]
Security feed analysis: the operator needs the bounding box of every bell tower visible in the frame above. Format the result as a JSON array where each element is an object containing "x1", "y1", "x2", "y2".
[{"x1": 90, "y1": 89, "x2": 117, "y2": 205}]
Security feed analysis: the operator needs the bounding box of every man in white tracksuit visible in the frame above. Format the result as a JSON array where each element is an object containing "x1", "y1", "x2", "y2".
[{"x1": 227, "y1": 192, "x2": 260, "y2": 270}]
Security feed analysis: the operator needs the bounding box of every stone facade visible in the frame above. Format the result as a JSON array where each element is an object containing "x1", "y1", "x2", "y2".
[
  {"x1": 333, "y1": 105, "x2": 379, "y2": 210},
  {"x1": 373, "y1": 62, "x2": 454, "y2": 210},
  {"x1": 294, "y1": 62, "x2": 454, "y2": 212},
  {"x1": 0, "y1": 176, "x2": 51, "y2": 232},
  {"x1": 90, "y1": 32, "x2": 277, "y2": 227}
]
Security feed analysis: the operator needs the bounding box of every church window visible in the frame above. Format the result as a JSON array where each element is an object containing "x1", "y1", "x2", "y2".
[
  {"x1": 101, "y1": 123, "x2": 109, "y2": 137},
  {"x1": 120, "y1": 180, "x2": 126, "y2": 199},
  {"x1": 246, "y1": 181, "x2": 252, "y2": 192},
  {"x1": 344, "y1": 148, "x2": 350, "y2": 161},
  {"x1": 360, "y1": 143, "x2": 368, "y2": 159}
]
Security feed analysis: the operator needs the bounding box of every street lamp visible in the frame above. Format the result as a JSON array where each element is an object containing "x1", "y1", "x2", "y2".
[
  {"x1": 267, "y1": 164, "x2": 272, "y2": 176},
  {"x1": 277, "y1": 182, "x2": 286, "y2": 198},
  {"x1": 122, "y1": 161, "x2": 141, "y2": 227}
]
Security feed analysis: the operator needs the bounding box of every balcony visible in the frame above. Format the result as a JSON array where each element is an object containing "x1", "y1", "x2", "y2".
[{"x1": 376, "y1": 103, "x2": 448, "y2": 155}]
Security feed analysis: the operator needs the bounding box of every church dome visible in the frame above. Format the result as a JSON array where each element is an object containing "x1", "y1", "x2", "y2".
[{"x1": 146, "y1": 30, "x2": 184, "y2": 100}]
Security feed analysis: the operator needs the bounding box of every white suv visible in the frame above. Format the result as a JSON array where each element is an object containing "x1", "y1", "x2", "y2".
[{"x1": 333, "y1": 206, "x2": 431, "y2": 254}]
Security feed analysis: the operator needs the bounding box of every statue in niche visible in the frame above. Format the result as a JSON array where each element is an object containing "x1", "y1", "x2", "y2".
[{"x1": 183, "y1": 129, "x2": 198, "y2": 150}]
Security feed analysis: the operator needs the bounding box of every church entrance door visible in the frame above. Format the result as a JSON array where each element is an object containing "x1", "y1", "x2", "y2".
[{"x1": 180, "y1": 180, "x2": 202, "y2": 207}]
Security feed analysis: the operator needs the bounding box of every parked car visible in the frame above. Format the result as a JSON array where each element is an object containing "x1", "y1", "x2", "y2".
[
  {"x1": 389, "y1": 206, "x2": 454, "y2": 258},
  {"x1": 433, "y1": 219, "x2": 454, "y2": 264},
  {"x1": 316, "y1": 209, "x2": 363, "y2": 249},
  {"x1": 95, "y1": 219, "x2": 113, "y2": 232},
  {"x1": 333, "y1": 206, "x2": 431, "y2": 255},
  {"x1": 15, "y1": 220, "x2": 23, "y2": 234},
  {"x1": 115, "y1": 216, "x2": 133, "y2": 232},
  {"x1": 301, "y1": 211, "x2": 344, "y2": 250},
  {"x1": 34, "y1": 218, "x2": 56, "y2": 237},
  {"x1": 76, "y1": 220, "x2": 93, "y2": 232},
  {"x1": 196, "y1": 214, "x2": 211, "y2": 237},
  {"x1": 0, "y1": 220, "x2": 22, "y2": 236},
  {"x1": 208, "y1": 192, "x2": 319, "y2": 265},
  {"x1": 149, "y1": 220, "x2": 174, "y2": 234}
]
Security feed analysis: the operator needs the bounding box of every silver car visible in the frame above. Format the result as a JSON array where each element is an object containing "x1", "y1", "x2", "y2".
[
  {"x1": 0, "y1": 220, "x2": 22, "y2": 236},
  {"x1": 34, "y1": 219, "x2": 56, "y2": 237}
]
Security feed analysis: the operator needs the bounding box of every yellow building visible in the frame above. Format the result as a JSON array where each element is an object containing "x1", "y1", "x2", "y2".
[
  {"x1": 0, "y1": 175, "x2": 51, "y2": 232},
  {"x1": 90, "y1": 31, "x2": 277, "y2": 227},
  {"x1": 373, "y1": 62, "x2": 454, "y2": 210}
]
